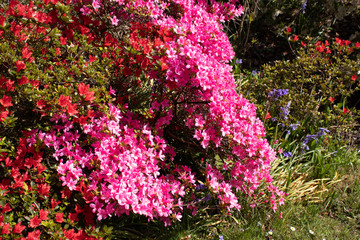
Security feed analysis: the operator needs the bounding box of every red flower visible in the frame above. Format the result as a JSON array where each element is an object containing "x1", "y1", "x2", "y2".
[
  {"x1": 1, "y1": 223, "x2": 11, "y2": 234},
  {"x1": 36, "y1": 100, "x2": 47, "y2": 110},
  {"x1": 13, "y1": 222, "x2": 26, "y2": 234},
  {"x1": 286, "y1": 27, "x2": 292, "y2": 33},
  {"x1": 316, "y1": 44, "x2": 325, "y2": 53},
  {"x1": 61, "y1": 188, "x2": 71, "y2": 199},
  {"x1": 335, "y1": 37, "x2": 344, "y2": 45},
  {"x1": 60, "y1": 36, "x2": 67, "y2": 45},
  {"x1": 161, "y1": 62, "x2": 169, "y2": 71},
  {"x1": 54, "y1": 47, "x2": 61, "y2": 56},
  {"x1": 51, "y1": 198, "x2": 61, "y2": 209},
  {"x1": 343, "y1": 108, "x2": 349, "y2": 114},
  {"x1": 64, "y1": 229, "x2": 75, "y2": 239},
  {"x1": 75, "y1": 205, "x2": 83, "y2": 215},
  {"x1": 5, "y1": 79, "x2": 15, "y2": 91},
  {"x1": 2, "y1": 203, "x2": 12, "y2": 213},
  {"x1": 31, "y1": 80, "x2": 40, "y2": 88},
  {"x1": 265, "y1": 112, "x2": 271, "y2": 119},
  {"x1": 29, "y1": 215, "x2": 42, "y2": 228},
  {"x1": 3, "y1": 157, "x2": 12, "y2": 167},
  {"x1": 67, "y1": 103, "x2": 78, "y2": 116},
  {"x1": 55, "y1": 212, "x2": 64, "y2": 223},
  {"x1": 351, "y1": 75, "x2": 357, "y2": 81},
  {"x1": 37, "y1": 183, "x2": 50, "y2": 197},
  {"x1": 355, "y1": 42, "x2": 360, "y2": 48},
  {"x1": 0, "y1": 111, "x2": 9, "y2": 121},
  {"x1": 18, "y1": 76, "x2": 29, "y2": 85},
  {"x1": 39, "y1": 209, "x2": 49, "y2": 221},
  {"x1": 329, "y1": 97, "x2": 335, "y2": 102},
  {"x1": 58, "y1": 95, "x2": 71, "y2": 108},
  {"x1": 0, "y1": 95, "x2": 13, "y2": 107},
  {"x1": 16, "y1": 60, "x2": 26, "y2": 72},
  {"x1": 78, "y1": 83, "x2": 95, "y2": 102},
  {"x1": 89, "y1": 55, "x2": 97, "y2": 63},
  {"x1": 36, "y1": 163, "x2": 46, "y2": 174},
  {"x1": 293, "y1": 35, "x2": 299, "y2": 41},
  {"x1": 78, "y1": 115, "x2": 88, "y2": 125},
  {"x1": 69, "y1": 212, "x2": 78, "y2": 222},
  {"x1": 78, "y1": 83, "x2": 89, "y2": 96},
  {"x1": 27, "y1": 229, "x2": 41, "y2": 240},
  {"x1": 301, "y1": 41, "x2": 307, "y2": 47},
  {"x1": 87, "y1": 109, "x2": 95, "y2": 118},
  {"x1": 22, "y1": 46, "x2": 33, "y2": 59},
  {"x1": 0, "y1": 16, "x2": 5, "y2": 27}
]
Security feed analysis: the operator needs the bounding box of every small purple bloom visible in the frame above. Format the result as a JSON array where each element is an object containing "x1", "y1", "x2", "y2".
[
  {"x1": 301, "y1": 0, "x2": 307, "y2": 14},
  {"x1": 195, "y1": 184, "x2": 206, "y2": 191},
  {"x1": 289, "y1": 123, "x2": 299, "y2": 131},
  {"x1": 235, "y1": 59, "x2": 242, "y2": 64},
  {"x1": 317, "y1": 128, "x2": 329, "y2": 137},
  {"x1": 203, "y1": 194, "x2": 211, "y2": 202},
  {"x1": 280, "y1": 101, "x2": 291, "y2": 120},
  {"x1": 269, "y1": 89, "x2": 289, "y2": 100},
  {"x1": 283, "y1": 151, "x2": 293, "y2": 158}
]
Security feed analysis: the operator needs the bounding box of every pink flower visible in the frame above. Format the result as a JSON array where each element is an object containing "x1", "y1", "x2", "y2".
[
  {"x1": 92, "y1": 0, "x2": 100, "y2": 10},
  {"x1": 80, "y1": 5, "x2": 91, "y2": 15},
  {"x1": 110, "y1": 16, "x2": 119, "y2": 26}
]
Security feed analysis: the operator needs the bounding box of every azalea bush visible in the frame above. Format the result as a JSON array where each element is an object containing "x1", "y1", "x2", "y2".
[{"x1": 0, "y1": 0, "x2": 285, "y2": 238}]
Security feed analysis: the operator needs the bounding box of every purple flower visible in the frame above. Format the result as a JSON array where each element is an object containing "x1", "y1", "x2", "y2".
[
  {"x1": 302, "y1": 127, "x2": 329, "y2": 151},
  {"x1": 301, "y1": 0, "x2": 307, "y2": 14},
  {"x1": 280, "y1": 101, "x2": 291, "y2": 120},
  {"x1": 195, "y1": 184, "x2": 206, "y2": 191},
  {"x1": 268, "y1": 89, "x2": 289, "y2": 100},
  {"x1": 282, "y1": 151, "x2": 293, "y2": 158},
  {"x1": 252, "y1": 70, "x2": 259, "y2": 76},
  {"x1": 219, "y1": 236, "x2": 224, "y2": 240},
  {"x1": 317, "y1": 128, "x2": 329, "y2": 137},
  {"x1": 203, "y1": 195, "x2": 211, "y2": 202},
  {"x1": 235, "y1": 59, "x2": 242, "y2": 64},
  {"x1": 289, "y1": 123, "x2": 299, "y2": 131}
]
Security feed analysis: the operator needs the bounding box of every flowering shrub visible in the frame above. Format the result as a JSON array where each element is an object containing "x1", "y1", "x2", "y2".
[
  {"x1": 0, "y1": 134, "x2": 105, "y2": 239},
  {"x1": 0, "y1": 0, "x2": 284, "y2": 237},
  {"x1": 242, "y1": 35, "x2": 360, "y2": 138}
]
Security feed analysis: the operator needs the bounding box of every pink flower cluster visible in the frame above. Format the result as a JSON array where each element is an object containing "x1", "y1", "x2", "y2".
[
  {"x1": 148, "y1": 0, "x2": 282, "y2": 209},
  {"x1": 34, "y1": 105, "x2": 187, "y2": 224}
]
